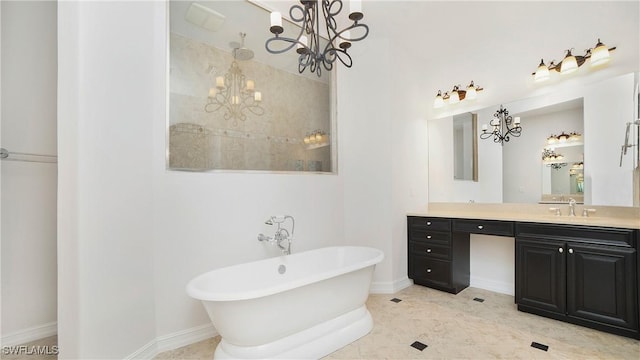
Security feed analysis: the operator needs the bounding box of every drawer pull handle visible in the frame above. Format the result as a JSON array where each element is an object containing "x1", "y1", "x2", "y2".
[
  {"x1": 426, "y1": 248, "x2": 432, "y2": 253},
  {"x1": 477, "y1": 225, "x2": 484, "y2": 229},
  {"x1": 568, "y1": 248, "x2": 574, "y2": 254},
  {"x1": 559, "y1": 248, "x2": 563, "y2": 253},
  {"x1": 426, "y1": 221, "x2": 432, "y2": 226},
  {"x1": 426, "y1": 268, "x2": 432, "y2": 273},
  {"x1": 427, "y1": 235, "x2": 432, "y2": 239}
]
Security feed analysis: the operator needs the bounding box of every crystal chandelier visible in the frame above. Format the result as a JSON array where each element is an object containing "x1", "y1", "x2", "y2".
[
  {"x1": 265, "y1": 0, "x2": 369, "y2": 77},
  {"x1": 480, "y1": 105, "x2": 522, "y2": 145},
  {"x1": 205, "y1": 33, "x2": 264, "y2": 123}
]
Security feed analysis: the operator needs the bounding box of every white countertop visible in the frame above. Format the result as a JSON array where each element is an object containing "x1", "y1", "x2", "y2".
[{"x1": 409, "y1": 203, "x2": 640, "y2": 230}]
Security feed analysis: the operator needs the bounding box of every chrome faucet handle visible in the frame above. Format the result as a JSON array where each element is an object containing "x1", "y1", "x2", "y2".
[
  {"x1": 549, "y1": 207, "x2": 561, "y2": 216},
  {"x1": 582, "y1": 208, "x2": 597, "y2": 217}
]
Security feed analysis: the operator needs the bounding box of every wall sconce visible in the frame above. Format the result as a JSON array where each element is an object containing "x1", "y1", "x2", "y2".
[
  {"x1": 546, "y1": 131, "x2": 582, "y2": 146},
  {"x1": 532, "y1": 39, "x2": 616, "y2": 82},
  {"x1": 480, "y1": 105, "x2": 521, "y2": 145},
  {"x1": 433, "y1": 81, "x2": 483, "y2": 108},
  {"x1": 542, "y1": 149, "x2": 567, "y2": 169},
  {"x1": 303, "y1": 130, "x2": 328, "y2": 147}
]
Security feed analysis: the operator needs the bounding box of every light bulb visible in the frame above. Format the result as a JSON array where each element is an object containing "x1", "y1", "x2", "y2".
[
  {"x1": 560, "y1": 50, "x2": 578, "y2": 74},
  {"x1": 534, "y1": 59, "x2": 550, "y2": 82},
  {"x1": 465, "y1": 82, "x2": 477, "y2": 100},
  {"x1": 590, "y1": 39, "x2": 610, "y2": 66},
  {"x1": 449, "y1": 89, "x2": 460, "y2": 104},
  {"x1": 433, "y1": 91, "x2": 444, "y2": 108}
]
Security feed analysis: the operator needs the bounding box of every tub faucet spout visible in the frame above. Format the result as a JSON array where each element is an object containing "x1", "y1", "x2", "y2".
[{"x1": 259, "y1": 215, "x2": 295, "y2": 255}]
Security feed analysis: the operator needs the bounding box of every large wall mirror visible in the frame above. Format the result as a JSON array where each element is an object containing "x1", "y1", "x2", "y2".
[
  {"x1": 167, "y1": 1, "x2": 335, "y2": 172},
  {"x1": 428, "y1": 72, "x2": 639, "y2": 207}
]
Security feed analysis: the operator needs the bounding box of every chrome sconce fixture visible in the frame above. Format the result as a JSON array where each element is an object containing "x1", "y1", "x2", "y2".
[
  {"x1": 205, "y1": 33, "x2": 264, "y2": 124},
  {"x1": 533, "y1": 39, "x2": 616, "y2": 82},
  {"x1": 265, "y1": 0, "x2": 369, "y2": 77},
  {"x1": 433, "y1": 81, "x2": 483, "y2": 108},
  {"x1": 480, "y1": 105, "x2": 522, "y2": 145}
]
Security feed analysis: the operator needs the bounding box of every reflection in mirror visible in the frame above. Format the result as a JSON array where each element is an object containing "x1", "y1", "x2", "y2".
[
  {"x1": 503, "y1": 99, "x2": 583, "y2": 204},
  {"x1": 168, "y1": 1, "x2": 334, "y2": 172},
  {"x1": 541, "y1": 142, "x2": 584, "y2": 203},
  {"x1": 453, "y1": 113, "x2": 478, "y2": 181}
]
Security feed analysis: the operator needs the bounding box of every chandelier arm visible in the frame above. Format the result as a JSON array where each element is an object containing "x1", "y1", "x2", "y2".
[
  {"x1": 265, "y1": 5, "x2": 310, "y2": 55},
  {"x1": 333, "y1": 49, "x2": 353, "y2": 68}
]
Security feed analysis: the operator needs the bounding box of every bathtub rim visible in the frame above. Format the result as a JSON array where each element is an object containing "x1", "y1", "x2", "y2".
[{"x1": 186, "y1": 245, "x2": 384, "y2": 302}]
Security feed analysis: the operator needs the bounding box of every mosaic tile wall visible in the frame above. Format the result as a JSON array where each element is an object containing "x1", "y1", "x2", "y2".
[{"x1": 169, "y1": 33, "x2": 332, "y2": 172}]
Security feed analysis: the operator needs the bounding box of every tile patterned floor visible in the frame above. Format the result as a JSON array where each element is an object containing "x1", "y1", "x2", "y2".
[
  {"x1": 156, "y1": 285, "x2": 640, "y2": 359},
  {"x1": 6, "y1": 286, "x2": 639, "y2": 359}
]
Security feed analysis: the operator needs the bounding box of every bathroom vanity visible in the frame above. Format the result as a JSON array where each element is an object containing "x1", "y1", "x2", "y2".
[{"x1": 407, "y1": 203, "x2": 640, "y2": 339}]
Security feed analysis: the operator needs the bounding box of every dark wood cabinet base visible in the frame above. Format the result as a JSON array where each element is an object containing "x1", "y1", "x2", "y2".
[{"x1": 408, "y1": 216, "x2": 640, "y2": 340}]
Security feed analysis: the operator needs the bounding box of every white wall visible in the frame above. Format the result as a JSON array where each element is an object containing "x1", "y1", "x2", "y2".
[
  {"x1": 585, "y1": 73, "x2": 635, "y2": 206},
  {"x1": 58, "y1": 1, "x2": 157, "y2": 358},
  {"x1": 1, "y1": 0, "x2": 58, "y2": 345}
]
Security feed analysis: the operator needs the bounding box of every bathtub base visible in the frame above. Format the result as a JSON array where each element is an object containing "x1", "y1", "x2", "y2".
[{"x1": 214, "y1": 305, "x2": 373, "y2": 359}]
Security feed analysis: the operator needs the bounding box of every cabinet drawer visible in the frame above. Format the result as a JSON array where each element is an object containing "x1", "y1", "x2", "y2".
[
  {"x1": 409, "y1": 229, "x2": 451, "y2": 244},
  {"x1": 409, "y1": 256, "x2": 452, "y2": 288},
  {"x1": 516, "y1": 223, "x2": 635, "y2": 247},
  {"x1": 409, "y1": 241, "x2": 450, "y2": 260},
  {"x1": 409, "y1": 216, "x2": 451, "y2": 232},
  {"x1": 453, "y1": 219, "x2": 514, "y2": 236}
]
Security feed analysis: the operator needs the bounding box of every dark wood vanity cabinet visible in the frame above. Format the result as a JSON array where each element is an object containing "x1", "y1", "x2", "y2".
[
  {"x1": 408, "y1": 215, "x2": 640, "y2": 339},
  {"x1": 515, "y1": 223, "x2": 638, "y2": 338},
  {"x1": 407, "y1": 216, "x2": 469, "y2": 294}
]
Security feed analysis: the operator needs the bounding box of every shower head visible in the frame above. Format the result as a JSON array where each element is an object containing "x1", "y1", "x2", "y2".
[
  {"x1": 230, "y1": 32, "x2": 254, "y2": 61},
  {"x1": 233, "y1": 47, "x2": 255, "y2": 61}
]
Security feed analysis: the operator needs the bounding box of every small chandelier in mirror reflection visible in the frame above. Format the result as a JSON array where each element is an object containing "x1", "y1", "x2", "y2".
[
  {"x1": 433, "y1": 81, "x2": 482, "y2": 108},
  {"x1": 265, "y1": 0, "x2": 369, "y2": 77},
  {"x1": 205, "y1": 33, "x2": 264, "y2": 125},
  {"x1": 532, "y1": 39, "x2": 616, "y2": 82},
  {"x1": 480, "y1": 105, "x2": 522, "y2": 146}
]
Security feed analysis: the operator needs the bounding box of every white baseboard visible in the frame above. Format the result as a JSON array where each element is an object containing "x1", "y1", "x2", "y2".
[
  {"x1": 1, "y1": 321, "x2": 57, "y2": 347},
  {"x1": 125, "y1": 323, "x2": 217, "y2": 359},
  {"x1": 470, "y1": 276, "x2": 514, "y2": 296},
  {"x1": 155, "y1": 323, "x2": 217, "y2": 353},
  {"x1": 370, "y1": 276, "x2": 413, "y2": 294}
]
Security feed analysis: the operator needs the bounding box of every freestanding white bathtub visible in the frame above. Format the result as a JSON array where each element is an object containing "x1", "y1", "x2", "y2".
[{"x1": 186, "y1": 246, "x2": 384, "y2": 359}]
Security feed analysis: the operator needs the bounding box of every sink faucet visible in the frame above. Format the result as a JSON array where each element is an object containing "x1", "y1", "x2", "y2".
[
  {"x1": 568, "y1": 198, "x2": 577, "y2": 217},
  {"x1": 258, "y1": 215, "x2": 295, "y2": 255}
]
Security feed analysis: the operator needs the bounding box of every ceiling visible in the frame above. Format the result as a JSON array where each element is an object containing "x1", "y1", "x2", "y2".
[{"x1": 172, "y1": 1, "x2": 640, "y2": 119}]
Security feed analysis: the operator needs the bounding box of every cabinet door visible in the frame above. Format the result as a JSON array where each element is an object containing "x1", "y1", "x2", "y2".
[
  {"x1": 516, "y1": 237, "x2": 566, "y2": 314},
  {"x1": 567, "y1": 243, "x2": 638, "y2": 330}
]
